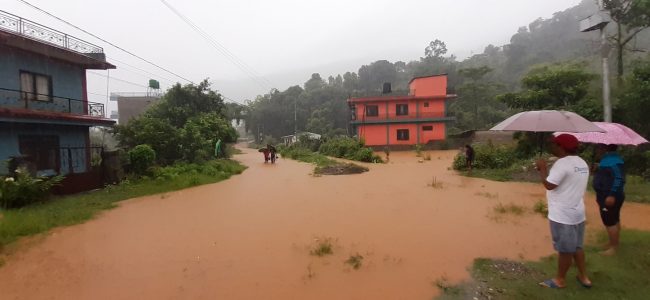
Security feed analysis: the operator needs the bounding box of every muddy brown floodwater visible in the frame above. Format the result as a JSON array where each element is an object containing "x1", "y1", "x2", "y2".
[{"x1": 1, "y1": 146, "x2": 650, "y2": 300}]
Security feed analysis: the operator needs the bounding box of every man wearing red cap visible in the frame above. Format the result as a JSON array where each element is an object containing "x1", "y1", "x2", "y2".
[{"x1": 535, "y1": 134, "x2": 592, "y2": 289}]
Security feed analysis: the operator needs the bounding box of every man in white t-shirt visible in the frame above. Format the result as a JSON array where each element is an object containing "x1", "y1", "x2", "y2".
[{"x1": 535, "y1": 134, "x2": 592, "y2": 289}]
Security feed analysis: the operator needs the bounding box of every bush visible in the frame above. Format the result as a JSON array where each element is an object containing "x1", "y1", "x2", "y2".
[
  {"x1": 319, "y1": 136, "x2": 382, "y2": 163},
  {"x1": 453, "y1": 143, "x2": 518, "y2": 170},
  {"x1": 129, "y1": 144, "x2": 156, "y2": 175},
  {"x1": 0, "y1": 170, "x2": 63, "y2": 209}
]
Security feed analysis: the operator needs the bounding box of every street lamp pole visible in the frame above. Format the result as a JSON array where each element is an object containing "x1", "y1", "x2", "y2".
[
  {"x1": 580, "y1": 0, "x2": 612, "y2": 122},
  {"x1": 599, "y1": 0, "x2": 612, "y2": 122}
]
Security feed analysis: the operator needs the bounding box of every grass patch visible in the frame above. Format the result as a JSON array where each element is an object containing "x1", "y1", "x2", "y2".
[
  {"x1": 434, "y1": 275, "x2": 462, "y2": 296},
  {"x1": 437, "y1": 230, "x2": 650, "y2": 300},
  {"x1": 533, "y1": 199, "x2": 549, "y2": 218},
  {"x1": 475, "y1": 192, "x2": 499, "y2": 199},
  {"x1": 428, "y1": 177, "x2": 444, "y2": 189},
  {"x1": 459, "y1": 168, "x2": 514, "y2": 182},
  {"x1": 0, "y1": 160, "x2": 246, "y2": 254},
  {"x1": 493, "y1": 203, "x2": 525, "y2": 216},
  {"x1": 310, "y1": 238, "x2": 334, "y2": 257},
  {"x1": 280, "y1": 147, "x2": 368, "y2": 175},
  {"x1": 345, "y1": 253, "x2": 364, "y2": 270}
]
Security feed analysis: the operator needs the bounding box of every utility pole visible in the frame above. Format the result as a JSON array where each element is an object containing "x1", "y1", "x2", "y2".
[
  {"x1": 580, "y1": 0, "x2": 612, "y2": 122},
  {"x1": 294, "y1": 98, "x2": 297, "y2": 135},
  {"x1": 599, "y1": 0, "x2": 612, "y2": 122}
]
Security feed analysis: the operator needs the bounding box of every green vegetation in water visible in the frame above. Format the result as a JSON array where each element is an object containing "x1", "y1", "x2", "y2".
[
  {"x1": 310, "y1": 238, "x2": 334, "y2": 257},
  {"x1": 415, "y1": 144, "x2": 424, "y2": 157},
  {"x1": 0, "y1": 160, "x2": 246, "y2": 253},
  {"x1": 280, "y1": 145, "x2": 369, "y2": 175},
  {"x1": 493, "y1": 203, "x2": 525, "y2": 216},
  {"x1": 345, "y1": 253, "x2": 364, "y2": 270},
  {"x1": 428, "y1": 177, "x2": 444, "y2": 189},
  {"x1": 437, "y1": 230, "x2": 650, "y2": 300},
  {"x1": 475, "y1": 192, "x2": 499, "y2": 199},
  {"x1": 318, "y1": 136, "x2": 383, "y2": 163},
  {"x1": 533, "y1": 200, "x2": 549, "y2": 218},
  {"x1": 434, "y1": 275, "x2": 462, "y2": 296}
]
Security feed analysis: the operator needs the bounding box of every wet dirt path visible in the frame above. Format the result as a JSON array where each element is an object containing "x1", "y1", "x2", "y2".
[{"x1": 1, "y1": 147, "x2": 649, "y2": 299}]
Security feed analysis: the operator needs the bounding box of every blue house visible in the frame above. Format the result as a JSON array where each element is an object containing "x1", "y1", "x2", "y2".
[{"x1": 0, "y1": 10, "x2": 116, "y2": 193}]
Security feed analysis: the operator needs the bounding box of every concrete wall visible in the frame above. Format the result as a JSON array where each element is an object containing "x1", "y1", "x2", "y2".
[
  {"x1": 409, "y1": 76, "x2": 447, "y2": 97},
  {"x1": 0, "y1": 46, "x2": 85, "y2": 114},
  {"x1": 0, "y1": 123, "x2": 88, "y2": 175},
  {"x1": 117, "y1": 96, "x2": 160, "y2": 125}
]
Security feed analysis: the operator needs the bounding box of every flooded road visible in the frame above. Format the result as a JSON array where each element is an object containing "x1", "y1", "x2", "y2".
[{"x1": 1, "y1": 147, "x2": 649, "y2": 299}]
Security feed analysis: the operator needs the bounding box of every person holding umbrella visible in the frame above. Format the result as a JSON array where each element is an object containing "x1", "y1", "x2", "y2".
[
  {"x1": 555, "y1": 122, "x2": 648, "y2": 256},
  {"x1": 593, "y1": 144, "x2": 625, "y2": 256},
  {"x1": 535, "y1": 134, "x2": 592, "y2": 289}
]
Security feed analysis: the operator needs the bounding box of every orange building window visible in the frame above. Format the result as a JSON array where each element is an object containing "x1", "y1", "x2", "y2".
[
  {"x1": 365, "y1": 105, "x2": 378, "y2": 116},
  {"x1": 422, "y1": 126, "x2": 433, "y2": 131},
  {"x1": 396, "y1": 104, "x2": 408, "y2": 116},
  {"x1": 397, "y1": 129, "x2": 409, "y2": 140}
]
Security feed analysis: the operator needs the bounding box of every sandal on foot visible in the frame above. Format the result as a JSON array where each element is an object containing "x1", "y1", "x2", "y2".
[
  {"x1": 539, "y1": 279, "x2": 564, "y2": 289},
  {"x1": 577, "y1": 276, "x2": 592, "y2": 288}
]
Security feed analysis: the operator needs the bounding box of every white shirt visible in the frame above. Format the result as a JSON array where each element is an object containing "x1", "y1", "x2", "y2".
[{"x1": 546, "y1": 156, "x2": 589, "y2": 225}]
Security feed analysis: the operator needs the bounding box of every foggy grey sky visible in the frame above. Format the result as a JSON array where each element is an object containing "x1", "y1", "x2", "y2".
[{"x1": 3, "y1": 0, "x2": 584, "y2": 109}]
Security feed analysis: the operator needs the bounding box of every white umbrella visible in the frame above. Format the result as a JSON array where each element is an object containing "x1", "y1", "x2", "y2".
[{"x1": 490, "y1": 110, "x2": 605, "y2": 133}]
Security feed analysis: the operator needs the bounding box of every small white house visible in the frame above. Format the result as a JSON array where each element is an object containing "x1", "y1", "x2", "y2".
[{"x1": 281, "y1": 132, "x2": 322, "y2": 146}]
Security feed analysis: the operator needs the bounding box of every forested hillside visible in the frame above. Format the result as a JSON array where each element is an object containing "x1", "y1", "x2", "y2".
[{"x1": 240, "y1": 0, "x2": 650, "y2": 140}]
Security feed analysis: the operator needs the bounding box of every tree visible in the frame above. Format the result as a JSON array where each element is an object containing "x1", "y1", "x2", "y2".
[
  {"x1": 604, "y1": 0, "x2": 650, "y2": 78},
  {"x1": 451, "y1": 66, "x2": 508, "y2": 131},
  {"x1": 304, "y1": 73, "x2": 325, "y2": 91},
  {"x1": 616, "y1": 60, "x2": 650, "y2": 137},
  {"x1": 424, "y1": 39, "x2": 448, "y2": 58},
  {"x1": 342, "y1": 72, "x2": 359, "y2": 92},
  {"x1": 115, "y1": 80, "x2": 236, "y2": 164},
  {"x1": 225, "y1": 102, "x2": 248, "y2": 125},
  {"x1": 498, "y1": 63, "x2": 597, "y2": 112},
  {"x1": 358, "y1": 60, "x2": 398, "y2": 92}
]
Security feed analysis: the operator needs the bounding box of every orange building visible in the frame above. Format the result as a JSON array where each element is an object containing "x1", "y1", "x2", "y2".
[{"x1": 347, "y1": 75, "x2": 456, "y2": 147}]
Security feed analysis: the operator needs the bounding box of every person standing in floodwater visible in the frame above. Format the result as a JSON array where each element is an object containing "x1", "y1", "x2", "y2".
[
  {"x1": 593, "y1": 144, "x2": 626, "y2": 256},
  {"x1": 268, "y1": 144, "x2": 277, "y2": 164},
  {"x1": 262, "y1": 147, "x2": 270, "y2": 163},
  {"x1": 535, "y1": 134, "x2": 592, "y2": 289},
  {"x1": 465, "y1": 145, "x2": 475, "y2": 171}
]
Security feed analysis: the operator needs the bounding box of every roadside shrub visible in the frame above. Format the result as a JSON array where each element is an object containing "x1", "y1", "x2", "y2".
[
  {"x1": 128, "y1": 144, "x2": 156, "y2": 175},
  {"x1": 152, "y1": 160, "x2": 245, "y2": 182},
  {"x1": 319, "y1": 136, "x2": 382, "y2": 163},
  {"x1": 319, "y1": 137, "x2": 361, "y2": 158},
  {"x1": 453, "y1": 143, "x2": 517, "y2": 170},
  {"x1": 0, "y1": 169, "x2": 63, "y2": 209}
]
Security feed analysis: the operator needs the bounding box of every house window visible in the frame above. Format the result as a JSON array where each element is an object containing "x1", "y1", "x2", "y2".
[
  {"x1": 424, "y1": 102, "x2": 429, "y2": 107},
  {"x1": 18, "y1": 135, "x2": 60, "y2": 173},
  {"x1": 20, "y1": 71, "x2": 52, "y2": 101},
  {"x1": 422, "y1": 125, "x2": 433, "y2": 131},
  {"x1": 397, "y1": 129, "x2": 409, "y2": 141},
  {"x1": 365, "y1": 105, "x2": 379, "y2": 117},
  {"x1": 396, "y1": 104, "x2": 408, "y2": 116}
]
